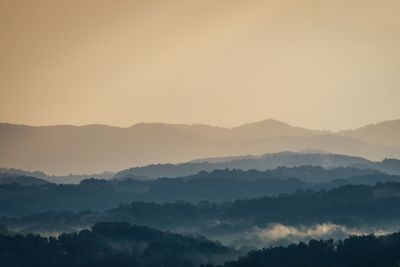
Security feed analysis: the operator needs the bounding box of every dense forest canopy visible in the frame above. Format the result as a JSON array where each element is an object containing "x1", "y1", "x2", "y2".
[
  {"x1": 3, "y1": 182, "x2": 400, "y2": 249},
  {"x1": 0, "y1": 222, "x2": 237, "y2": 267},
  {"x1": 2, "y1": 222, "x2": 400, "y2": 267},
  {"x1": 1, "y1": 155, "x2": 400, "y2": 265},
  {"x1": 1, "y1": 166, "x2": 398, "y2": 217}
]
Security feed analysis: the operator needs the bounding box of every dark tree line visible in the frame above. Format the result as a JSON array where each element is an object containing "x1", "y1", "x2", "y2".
[{"x1": 203, "y1": 232, "x2": 400, "y2": 267}]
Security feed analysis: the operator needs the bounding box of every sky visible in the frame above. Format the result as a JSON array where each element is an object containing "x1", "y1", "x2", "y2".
[{"x1": 1, "y1": 0, "x2": 400, "y2": 131}]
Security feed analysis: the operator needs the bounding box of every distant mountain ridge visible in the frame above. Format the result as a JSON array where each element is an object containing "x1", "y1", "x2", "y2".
[
  {"x1": 1, "y1": 119, "x2": 400, "y2": 175},
  {"x1": 114, "y1": 152, "x2": 400, "y2": 180},
  {"x1": 0, "y1": 173, "x2": 49, "y2": 186},
  {"x1": 340, "y1": 119, "x2": 400, "y2": 148},
  {"x1": 0, "y1": 168, "x2": 114, "y2": 184},
  {"x1": 162, "y1": 119, "x2": 320, "y2": 139}
]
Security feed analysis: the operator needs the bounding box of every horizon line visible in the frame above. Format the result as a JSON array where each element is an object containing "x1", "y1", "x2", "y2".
[{"x1": 1, "y1": 118, "x2": 399, "y2": 132}]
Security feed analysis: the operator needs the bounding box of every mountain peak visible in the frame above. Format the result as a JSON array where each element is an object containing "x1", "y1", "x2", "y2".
[
  {"x1": 230, "y1": 119, "x2": 318, "y2": 139},
  {"x1": 341, "y1": 119, "x2": 400, "y2": 148},
  {"x1": 238, "y1": 119, "x2": 291, "y2": 128}
]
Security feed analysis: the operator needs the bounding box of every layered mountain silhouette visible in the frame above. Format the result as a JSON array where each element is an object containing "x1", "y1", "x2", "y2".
[
  {"x1": 1, "y1": 119, "x2": 400, "y2": 175},
  {"x1": 114, "y1": 152, "x2": 400, "y2": 180}
]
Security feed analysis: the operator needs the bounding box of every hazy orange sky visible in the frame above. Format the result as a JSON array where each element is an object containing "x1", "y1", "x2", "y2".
[{"x1": 1, "y1": 0, "x2": 399, "y2": 131}]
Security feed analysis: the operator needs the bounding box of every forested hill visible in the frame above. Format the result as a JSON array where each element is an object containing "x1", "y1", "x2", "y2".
[
  {"x1": 1, "y1": 167, "x2": 397, "y2": 216},
  {"x1": 4, "y1": 182, "x2": 400, "y2": 240},
  {"x1": 3, "y1": 222, "x2": 400, "y2": 267},
  {"x1": 0, "y1": 222, "x2": 238, "y2": 267},
  {"x1": 0, "y1": 173, "x2": 49, "y2": 186}
]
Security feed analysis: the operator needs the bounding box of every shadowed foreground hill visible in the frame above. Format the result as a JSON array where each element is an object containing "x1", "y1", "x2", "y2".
[
  {"x1": 2, "y1": 222, "x2": 400, "y2": 267},
  {"x1": 1, "y1": 119, "x2": 400, "y2": 175},
  {"x1": 0, "y1": 222, "x2": 237, "y2": 267}
]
